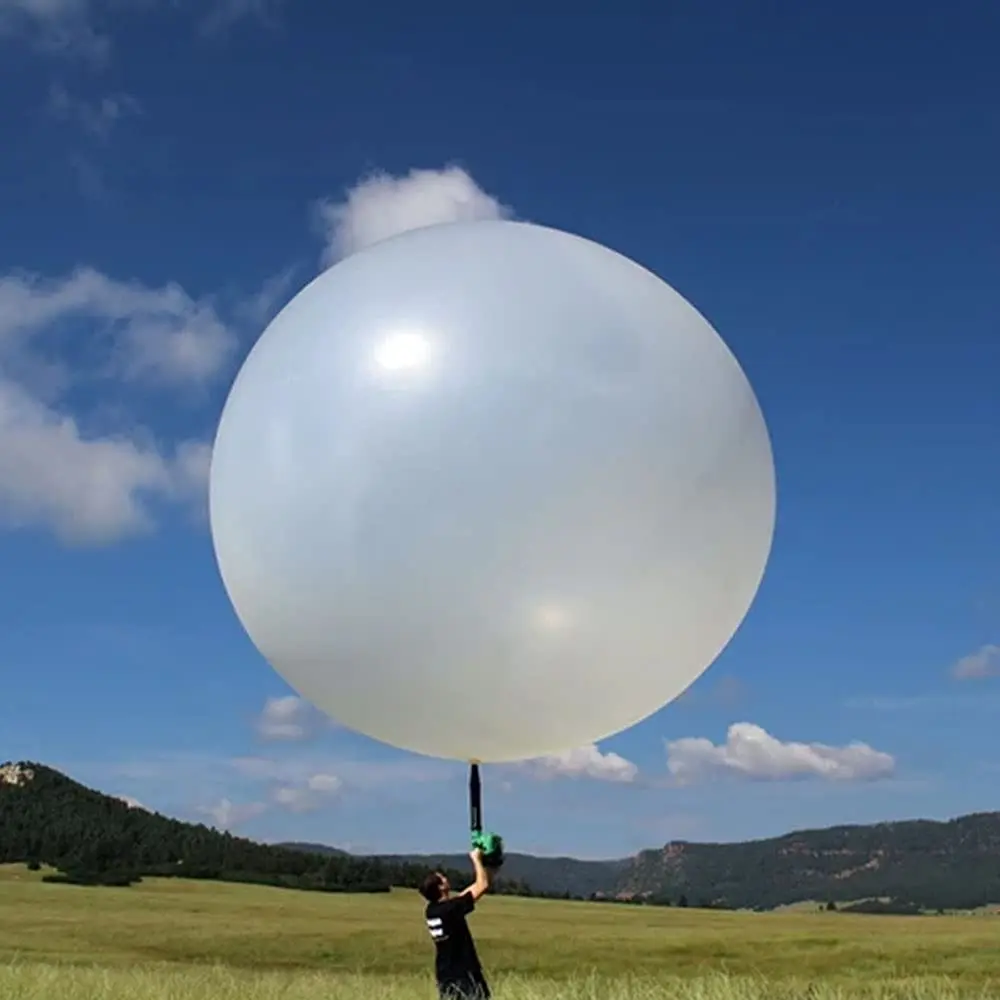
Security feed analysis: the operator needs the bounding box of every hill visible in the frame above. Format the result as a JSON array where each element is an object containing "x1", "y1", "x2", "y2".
[
  {"x1": 614, "y1": 814, "x2": 1000, "y2": 910},
  {"x1": 286, "y1": 817, "x2": 1000, "y2": 911},
  {"x1": 0, "y1": 762, "x2": 499, "y2": 894},
  {"x1": 281, "y1": 842, "x2": 628, "y2": 900},
  {"x1": 5, "y1": 761, "x2": 1000, "y2": 910}
]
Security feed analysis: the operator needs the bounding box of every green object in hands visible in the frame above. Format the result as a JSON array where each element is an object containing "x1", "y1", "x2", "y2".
[{"x1": 471, "y1": 829, "x2": 505, "y2": 870}]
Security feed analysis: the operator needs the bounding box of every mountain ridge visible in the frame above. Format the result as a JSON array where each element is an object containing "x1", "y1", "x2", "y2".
[
  {"x1": 281, "y1": 810, "x2": 1000, "y2": 909},
  {"x1": 4, "y1": 761, "x2": 1000, "y2": 910},
  {"x1": 0, "y1": 761, "x2": 517, "y2": 895}
]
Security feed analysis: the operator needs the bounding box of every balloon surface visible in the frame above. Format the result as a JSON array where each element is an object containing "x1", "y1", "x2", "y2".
[{"x1": 209, "y1": 220, "x2": 775, "y2": 763}]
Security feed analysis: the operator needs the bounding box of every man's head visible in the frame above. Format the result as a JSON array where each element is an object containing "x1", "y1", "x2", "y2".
[{"x1": 419, "y1": 871, "x2": 450, "y2": 903}]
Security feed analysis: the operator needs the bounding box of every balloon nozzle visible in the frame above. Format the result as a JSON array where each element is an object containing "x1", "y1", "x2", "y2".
[{"x1": 472, "y1": 829, "x2": 505, "y2": 870}]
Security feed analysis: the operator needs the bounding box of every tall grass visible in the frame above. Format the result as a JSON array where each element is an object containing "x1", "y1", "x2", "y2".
[
  {"x1": 2, "y1": 964, "x2": 999, "y2": 1000},
  {"x1": 1, "y1": 867, "x2": 998, "y2": 999}
]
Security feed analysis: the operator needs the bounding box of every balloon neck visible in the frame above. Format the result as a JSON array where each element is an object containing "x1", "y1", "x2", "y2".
[{"x1": 472, "y1": 830, "x2": 505, "y2": 870}]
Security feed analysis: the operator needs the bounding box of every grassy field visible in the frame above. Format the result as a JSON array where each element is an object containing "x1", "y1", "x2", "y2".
[{"x1": 1, "y1": 864, "x2": 998, "y2": 998}]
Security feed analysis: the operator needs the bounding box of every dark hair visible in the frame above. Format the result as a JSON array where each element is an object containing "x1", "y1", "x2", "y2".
[{"x1": 419, "y1": 872, "x2": 444, "y2": 903}]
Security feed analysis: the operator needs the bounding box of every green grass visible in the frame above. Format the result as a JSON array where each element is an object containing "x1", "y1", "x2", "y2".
[
  {"x1": 4, "y1": 965, "x2": 1000, "y2": 1000},
  {"x1": 1, "y1": 864, "x2": 999, "y2": 998}
]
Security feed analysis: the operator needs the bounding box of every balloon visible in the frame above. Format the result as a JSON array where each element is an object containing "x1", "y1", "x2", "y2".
[{"x1": 209, "y1": 220, "x2": 775, "y2": 763}]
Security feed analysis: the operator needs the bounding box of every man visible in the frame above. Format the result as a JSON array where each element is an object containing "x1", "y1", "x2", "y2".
[{"x1": 420, "y1": 848, "x2": 491, "y2": 999}]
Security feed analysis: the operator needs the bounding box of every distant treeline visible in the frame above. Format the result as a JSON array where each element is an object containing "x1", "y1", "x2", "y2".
[
  {"x1": 618, "y1": 814, "x2": 1000, "y2": 913},
  {"x1": 5, "y1": 760, "x2": 1000, "y2": 913},
  {"x1": 0, "y1": 762, "x2": 533, "y2": 895}
]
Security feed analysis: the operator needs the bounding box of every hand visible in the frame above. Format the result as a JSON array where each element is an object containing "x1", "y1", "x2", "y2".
[{"x1": 469, "y1": 848, "x2": 483, "y2": 863}]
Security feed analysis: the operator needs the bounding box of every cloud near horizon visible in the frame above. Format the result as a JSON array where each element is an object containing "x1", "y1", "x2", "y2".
[
  {"x1": 665, "y1": 723, "x2": 895, "y2": 785},
  {"x1": 74, "y1": 709, "x2": 899, "y2": 835},
  {"x1": 524, "y1": 744, "x2": 640, "y2": 784}
]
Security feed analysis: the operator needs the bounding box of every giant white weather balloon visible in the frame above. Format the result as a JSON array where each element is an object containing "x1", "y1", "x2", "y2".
[{"x1": 209, "y1": 220, "x2": 775, "y2": 764}]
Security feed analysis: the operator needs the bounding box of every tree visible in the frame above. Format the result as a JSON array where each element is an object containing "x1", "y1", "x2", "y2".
[{"x1": 0, "y1": 762, "x2": 470, "y2": 896}]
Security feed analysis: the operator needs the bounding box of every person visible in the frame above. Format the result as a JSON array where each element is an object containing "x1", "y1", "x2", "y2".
[{"x1": 420, "y1": 848, "x2": 491, "y2": 999}]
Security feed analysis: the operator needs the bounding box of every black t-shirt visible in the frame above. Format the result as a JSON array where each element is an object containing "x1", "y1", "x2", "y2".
[{"x1": 425, "y1": 892, "x2": 486, "y2": 991}]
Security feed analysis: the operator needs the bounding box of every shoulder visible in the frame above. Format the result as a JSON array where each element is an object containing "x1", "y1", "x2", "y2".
[
  {"x1": 450, "y1": 891, "x2": 476, "y2": 915},
  {"x1": 431, "y1": 893, "x2": 475, "y2": 917}
]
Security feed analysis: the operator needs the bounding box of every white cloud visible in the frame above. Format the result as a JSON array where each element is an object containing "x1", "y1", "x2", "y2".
[
  {"x1": 256, "y1": 695, "x2": 328, "y2": 742},
  {"x1": 195, "y1": 771, "x2": 341, "y2": 826},
  {"x1": 0, "y1": 375, "x2": 211, "y2": 544},
  {"x1": 48, "y1": 82, "x2": 140, "y2": 139},
  {"x1": 166, "y1": 439, "x2": 212, "y2": 503},
  {"x1": 80, "y1": 750, "x2": 450, "y2": 833},
  {"x1": 951, "y1": 644, "x2": 1000, "y2": 680},
  {"x1": 315, "y1": 165, "x2": 512, "y2": 266},
  {"x1": 665, "y1": 723, "x2": 895, "y2": 785},
  {"x1": 116, "y1": 793, "x2": 147, "y2": 810},
  {"x1": 0, "y1": 166, "x2": 513, "y2": 549},
  {"x1": 0, "y1": 265, "x2": 238, "y2": 544},
  {"x1": 0, "y1": 267, "x2": 237, "y2": 385},
  {"x1": 526, "y1": 743, "x2": 639, "y2": 784},
  {"x1": 271, "y1": 772, "x2": 342, "y2": 813},
  {"x1": 199, "y1": 797, "x2": 267, "y2": 830}
]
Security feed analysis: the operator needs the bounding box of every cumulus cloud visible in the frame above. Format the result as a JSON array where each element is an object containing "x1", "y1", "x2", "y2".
[
  {"x1": 0, "y1": 265, "x2": 240, "y2": 544},
  {"x1": 951, "y1": 644, "x2": 1000, "y2": 680},
  {"x1": 0, "y1": 377, "x2": 211, "y2": 544},
  {"x1": 256, "y1": 695, "x2": 329, "y2": 742},
  {"x1": 526, "y1": 743, "x2": 639, "y2": 784},
  {"x1": 200, "y1": 770, "x2": 341, "y2": 825},
  {"x1": 315, "y1": 165, "x2": 512, "y2": 266},
  {"x1": 0, "y1": 166, "x2": 515, "y2": 550},
  {"x1": 85, "y1": 750, "x2": 456, "y2": 833},
  {"x1": 271, "y1": 772, "x2": 342, "y2": 813},
  {"x1": 665, "y1": 723, "x2": 895, "y2": 785},
  {"x1": 0, "y1": 267, "x2": 237, "y2": 385}
]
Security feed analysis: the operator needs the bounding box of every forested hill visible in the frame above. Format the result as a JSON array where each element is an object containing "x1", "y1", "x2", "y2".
[
  {"x1": 287, "y1": 815, "x2": 1000, "y2": 912},
  {"x1": 0, "y1": 761, "x2": 485, "y2": 894},
  {"x1": 6, "y1": 761, "x2": 1000, "y2": 911},
  {"x1": 283, "y1": 842, "x2": 629, "y2": 901},
  {"x1": 614, "y1": 813, "x2": 1000, "y2": 910}
]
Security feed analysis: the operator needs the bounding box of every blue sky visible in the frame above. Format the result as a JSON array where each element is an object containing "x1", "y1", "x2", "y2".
[{"x1": 1, "y1": 1, "x2": 998, "y2": 859}]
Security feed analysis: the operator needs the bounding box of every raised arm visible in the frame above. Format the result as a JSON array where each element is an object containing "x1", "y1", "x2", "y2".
[{"x1": 460, "y1": 848, "x2": 490, "y2": 901}]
